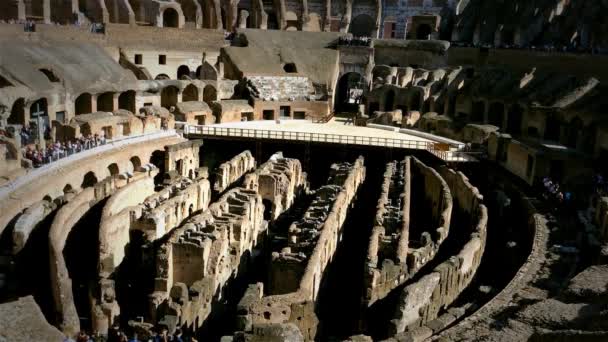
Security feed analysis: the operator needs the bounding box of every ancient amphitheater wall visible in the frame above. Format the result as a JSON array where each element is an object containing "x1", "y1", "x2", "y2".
[
  {"x1": 48, "y1": 178, "x2": 119, "y2": 336},
  {"x1": 244, "y1": 152, "x2": 307, "y2": 220},
  {"x1": 234, "y1": 157, "x2": 366, "y2": 340},
  {"x1": 213, "y1": 150, "x2": 256, "y2": 193},
  {"x1": 12, "y1": 199, "x2": 58, "y2": 254},
  {"x1": 364, "y1": 157, "x2": 453, "y2": 307},
  {"x1": 0, "y1": 133, "x2": 183, "y2": 237},
  {"x1": 390, "y1": 168, "x2": 487, "y2": 338}
]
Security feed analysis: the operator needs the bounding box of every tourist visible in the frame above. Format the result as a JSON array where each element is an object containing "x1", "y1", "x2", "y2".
[
  {"x1": 107, "y1": 323, "x2": 122, "y2": 342},
  {"x1": 173, "y1": 329, "x2": 184, "y2": 342}
]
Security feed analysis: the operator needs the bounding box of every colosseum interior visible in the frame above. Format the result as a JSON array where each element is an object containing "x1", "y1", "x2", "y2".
[{"x1": 1, "y1": 0, "x2": 608, "y2": 341}]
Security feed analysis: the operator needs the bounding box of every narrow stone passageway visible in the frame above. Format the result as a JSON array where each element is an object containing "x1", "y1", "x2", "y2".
[{"x1": 315, "y1": 161, "x2": 385, "y2": 341}]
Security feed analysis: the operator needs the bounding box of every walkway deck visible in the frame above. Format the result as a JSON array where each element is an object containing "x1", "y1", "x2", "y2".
[{"x1": 183, "y1": 119, "x2": 476, "y2": 162}]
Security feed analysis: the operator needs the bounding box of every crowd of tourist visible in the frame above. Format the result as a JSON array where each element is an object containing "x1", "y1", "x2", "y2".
[
  {"x1": 22, "y1": 133, "x2": 107, "y2": 168},
  {"x1": 65, "y1": 326, "x2": 197, "y2": 342},
  {"x1": 451, "y1": 41, "x2": 608, "y2": 55},
  {"x1": 338, "y1": 36, "x2": 372, "y2": 47},
  {"x1": 541, "y1": 176, "x2": 573, "y2": 209}
]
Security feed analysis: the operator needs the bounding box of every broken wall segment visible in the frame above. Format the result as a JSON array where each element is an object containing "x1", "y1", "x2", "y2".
[
  {"x1": 232, "y1": 157, "x2": 366, "y2": 341},
  {"x1": 244, "y1": 152, "x2": 308, "y2": 220},
  {"x1": 390, "y1": 167, "x2": 487, "y2": 336},
  {"x1": 148, "y1": 186, "x2": 266, "y2": 333},
  {"x1": 213, "y1": 150, "x2": 256, "y2": 193}
]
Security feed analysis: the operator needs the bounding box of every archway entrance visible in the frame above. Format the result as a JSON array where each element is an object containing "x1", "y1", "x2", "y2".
[
  {"x1": 349, "y1": 14, "x2": 374, "y2": 37},
  {"x1": 97, "y1": 92, "x2": 115, "y2": 112},
  {"x1": 177, "y1": 65, "x2": 191, "y2": 80},
  {"x1": 8, "y1": 98, "x2": 25, "y2": 125},
  {"x1": 182, "y1": 84, "x2": 199, "y2": 102},
  {"x1": 416, "y1": 24, "x2": 432, "y2": 40},
  {"x1": 163, "y1": 8, "x2": 179, "y2": 28},
  {"x1": 118, "y1": 91, "x2": 136, "y2": 113},
  {"x1": 203, "y1": 85, "x2": 218, "y2": 103},
  {"x1": 506, "y1": 104, "x2": 523, "y2": 135},
  {"x1": 161, "y1": 86, "x2": 179, "y2": 109},
  {"x1": 75, "y1": 93, "x2": 93, "y2": 115},
  {"x1": 81, "y1": 171, "x2": 98, "y2": 188},
  {"x1": 334, "y1": 72, "x2": 364, "y2": 113}
]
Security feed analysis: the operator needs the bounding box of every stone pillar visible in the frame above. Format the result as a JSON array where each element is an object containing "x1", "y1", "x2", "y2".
[
  {"x1": 97, "y1": 0, "x2": 110, "y2": 23},
  {"x1": 192, "y1": 0, "x2": 203, "y2": 28},
  {"x1": 71, "y1": 0, "x2": 78, "y2": 14},
  {"x1": 323, "y1": 0, "x2": 330, "y2": 31},
  {"x1": 301, "y1": 0, "x2": 309, "y2": 28},
  {"x1": 228, "y1": 0, "x2": 239, "y2": 30},
  {"x1": 238, "y1": 9, "x2": 249, "y2": 28},
  {"x1": 112, "y1": 93, "x2": 120, "y2": 112},
  {"x1": 18, "y1": 0, "x2": 26, "y2": 21},
  {"x1": 213, "y1": 0, "x2": 222, "y2": 29},
  {"x1": 119, "y1": 0, "x2": 136, "y2": 26},
  {"x1": 274, "y1": 0, "x2": 286, "y2": 30},
  {"x1": 43, "y1": 0, "x2": 51, "y2": 24},
  {"x1": 372, "y1": 0, "x2": 382, "y2": 38},
  {"x1": 340, "y1": 0, "x2": 352, "y2": 33}
]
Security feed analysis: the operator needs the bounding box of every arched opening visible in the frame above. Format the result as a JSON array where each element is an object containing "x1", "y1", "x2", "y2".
[
  {"x1": 155, "y1": 74, "x2": 170, "y2": 80},
  {"x1": 566, "y1": 117, "x2": 583, "y2": 149},
  {"x1": 130, "y1": 156, "x2": 142, "y2": 172},
  {"x1": 177, "y1": 65, "x2": 191, "y2": 80},
  {"x1": 488, "y1": 102, "x2": 505, "y2": 128},
  {"x1": 162, "y1": 8, "x2": 179, "y2": 28},
  {"x1": 161, "y1": 86, "x2": 180, "y2": 109},
  {"x1": 283, "y1": 63, "x2": 297, "y2": 73},
  {"x1": 75, "y1": 93, "x2": 93, "y2": 115},
  {"x1": 506, "y1": 104, "x2": 524, "y2": 135},
  {"x1": 334, "y1": 72, "x2": 363, "y2": 113},
  {"x1": 471, "y1": 101, "x2": 485, "y2": 123},
  {"x1": 118, "y1": 91, "x2": 136, "y2": 113},
  {"x1": 81, "y1": 171, "x2": 98, "y2": 188},
  {"x1": 150, "y1": 150, "x2": 166, "y2": 185},
  {"x1": 501, "y1": 29, "x2": 515, "y2": 46},
  {"x1": 97, "y1": 92, "x2": 115, "y2": 112},
  {"x1": 182, "y1": 84, "x2": 199, "y2": 102},
  {"x1": 203, "y1": 85, "x2": 218, "y2": 103},
  {"x1": 63, "y1": 184, "x2": 73, "y2": 194},
  {"x1": 416, "y1": 24, "x2": 432, "y2": 40},
  {"x1": 39, "y1": 69, "x2": 60, "y2": 83},
  {"x1": 410, "y1": 93, "x2": 422, "y2": 111},
  {"x1": 8, "y1": 98, "x2": 25, "y2": 125},
  {"x1": 544, "y1": 115, "x2": 561, "y2": 142},
  {"x1": 385, "y1": 90, "x2": 395, "y2": 111},
  {"x1": 197, "y1": 62, "x2": 218, "y2": 80},
  {"x1": 108, "y1": 163, "x2": 119, "y2": 176},
  {"x1": 267, "y1": 12, "x2": 279, "y2": 30},
  {"x1": 349, "y1": 14, "x2": 374, "y2": 37}
]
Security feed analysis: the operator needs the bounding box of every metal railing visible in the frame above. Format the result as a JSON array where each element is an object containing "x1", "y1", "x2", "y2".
[{"x1": 184, "y1": 124, "x2": 478, "y2": 162}]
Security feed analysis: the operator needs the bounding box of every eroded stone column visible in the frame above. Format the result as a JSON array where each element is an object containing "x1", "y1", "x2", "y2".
[
  {"x1": 340, "y1": 0, "x2": 352, "y2": 33},
  {"x1": 43, "y1": 0, "x2": 51, "y2": 24},
  {"x1": 372, "y1": 0, "x2": 382, "y2": 38},
  {"x1": 323, "y1": 0, "x2": 331, "y2": 31}
]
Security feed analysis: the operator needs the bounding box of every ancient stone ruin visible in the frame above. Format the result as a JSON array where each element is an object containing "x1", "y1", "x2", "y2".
[{"x1": 1, "y1": 1, "x2": 608, "y2": 341}]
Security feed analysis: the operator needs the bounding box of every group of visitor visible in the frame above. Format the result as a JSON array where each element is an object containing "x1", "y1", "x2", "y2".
[
  {"x1": 338, "y1": 36, "x2": 372, "y2": 47},
  {"x1": 541, "y1": 177, "x2": 573, "y2": 208},
  {"x1": 23, "y1": 20, "x2": 36, "y2": 32},
  {"x1": 451, "y1": 41, "x2": 607, "y2": 55},
  {"x1": 64, "y1": 325, "x2": 197, "y2": 342},
  {"x1": 22, "y1": 133, "x2": 107, "y2": 168}
]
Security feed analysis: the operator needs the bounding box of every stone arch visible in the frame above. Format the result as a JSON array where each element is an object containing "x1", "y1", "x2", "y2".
[
  {"x1": 39, "y1": 68, "x2": 61, "y2": 83},
  {"x1": 75, "y1": 93, "x2": 93, "y2": 115},
  {"x1": 118, "y1": 90, "x2": 136, "y2": 113},
  {"x1": 81, "y1": 171, "x2": 98, "y2": 188},
  {"x1": 8, "y1": 98, "x2": 25, "y2": 125},
  {"x1": 416, "y1": 24, "x2": 432, "y2": 40},
  {"x1": 182, "y1": 84, "x2": 199, "y2": 102},
  {"x1": 203, "y1": 85, "x2": 218, "y2": 103},
  {"x1": 162, "y1": 7, "x2": 179, "y2": 28},
  {"x1": 471, "y1": 100, "x2": 485, "y2": 123},
  {"x1": 334, "y1": 72, "x2": 364, "y2": 113},
  {"x1": 97, "y1": 92, "x2": 115, "y2": 112},
  {"x1": 506, "y1": 104, "x2": 524, "y2": 135},
  {"x1": 197, "y1": 62, "x2": 218, "y2": 80},
  {"x1": 63, "y1": 184, "x2": 74, "y2": 194},
  {"x1": 155, "y1": 74, "x2": 171, "y2": 80},
  {"x1": 108, "y1": 163, "x2": 119, "y2": 176},
  {"x1": 130, "y1": 156, "x2": 142, "y2": 172},
  {"x1": 488, "y1": 102, "x2": 505, "y2": 128},
  {"x1": 161, "y1": 86, "x2": 180, "y2": 109},
  {"x1": 150, "y1": 150, "x2": 166, "y2": 184},
  {"x1": 349, "y1": 14, "x2": 374, "y2": 37},
  {"x1": 410, "y1": 92, "x2": 422, "y2": 111},
  {"x1": 385, "y1": 89, "x2": 395, "y2": 111},
  {"x1": 177, "y1": 65, "x2": 191, "y2": 80},
  {"x1": 566, "y1": 117, "x2": 583, "y2": 149}
]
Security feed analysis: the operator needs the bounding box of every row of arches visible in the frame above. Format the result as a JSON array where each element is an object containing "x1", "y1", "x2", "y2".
[
  {"x1": 74, "y1": 91, "x2": 136, "y2": 115},
  {"x1": 174, "y1": 63, "x2": 218, "y2": 81}
]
